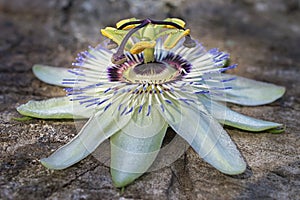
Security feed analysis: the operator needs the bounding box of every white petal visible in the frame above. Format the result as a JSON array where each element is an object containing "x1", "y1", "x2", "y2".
[
  {"x1": 209, "y1": 74, "x2": 286, "y2": 106},
  {"x1": 200, "y1": 96, "x2": 282, "y2": 131},
  {"x1": 40, "y1": 105, "x2": 132, "y2": 169},
  {"x1": 17, "y1": 97, "x2": 93, "y2": 119},
  {"x1": 33, "y1": 64, "x2": 77, "y2": 87},
  {"x1": 110, "y1": 108, "x2": 168, "y2": 187},
  {"x1": 158, "y1": 101, "x2": 246, "y2": 175}
]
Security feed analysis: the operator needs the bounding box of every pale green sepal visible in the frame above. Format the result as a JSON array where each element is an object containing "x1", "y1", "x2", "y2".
[
  {"x1": 110, "y1": 108, "x2": 168, "y2": 187},
  {"x1": 210, "y1": 74, "x2": 286, "y2": 106},
  {"x1": 111, "y1": 169, "x2": 142, "y2": 188},
  {"x1": 33, "y1": 64, "x2": 77, "y2": 87},
  {"x1": 12, "y1": 116, "x2": 33, "y2": 121},
  {"x1": 200, "y1": 96, "x2": 283, "y2": 132},
  {"x1": 40, "y1": 105, "x2": 132, "y2": 170},
  {"x1": 17, "y1": 97, "x2": 93, "y2": 119},
  {"x1": 267, "y1": 125, "x2": 285, "y2": 134},
  {"x1": 157, "y1": 102, "x2": 246, "y2": 175}
]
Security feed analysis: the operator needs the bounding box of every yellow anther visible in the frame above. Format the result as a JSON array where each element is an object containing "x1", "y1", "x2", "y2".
[
  {"x1": 130, "y1": 41, "x2": 156, "y2": 54},
  {"x1": 164, "y1": 29, "x2": 190, "y2": 49},
  {"x1": 116, "y1": 18, "x2": 139, "y2": 30},
  {"x1": 100, "y1": 27, "x2": 117, "y2": 39},
  {"x1": 163, "y1": 18, "x2": 186, "y2": 29},
  {"x1": 100, "y1": 27, "x2": 130, "y2": 47},
  {"x1": 184, "y1": 29, "x2": 190, "y2": 35}
]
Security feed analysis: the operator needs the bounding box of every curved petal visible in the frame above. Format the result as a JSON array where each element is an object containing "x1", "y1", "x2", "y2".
[
  {"x1": 110, "y1": 108, "x2": 168, "y2": 187},
  {"x1": 200, "y1": 96, "x2": 283, "y2": 132},
  {"x1": 33, "y1": 64, "x2": 77, "y2": 87},
  {"x1": 40, "y1": 104, "x2": 132, "y2": 169},
  {"x1": 209, "y1": 74, "x2": 286, "y2": 106},
  {"x1": 17, "y1": 97, "x2": 93, "y2": 119},
  {"x1": 157, "y1": 101, "x2": 246, "y2": 175}
]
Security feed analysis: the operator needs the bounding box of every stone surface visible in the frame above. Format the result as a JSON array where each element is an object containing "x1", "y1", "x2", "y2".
[{"x1": 0, "y1": 0, "x2": 299, "y2": 199}]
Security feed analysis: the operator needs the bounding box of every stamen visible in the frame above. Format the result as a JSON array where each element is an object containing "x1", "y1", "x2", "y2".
[
  {"x1": 112, "y1": 19, "x2": 151, "y2": 64},
  {"x1": 149, "y1": 19, "x2": 185, "y2": 30},
  {"x1": 117, "y1": 19, "x2": 185, "y2": 31},
  {"x1": 112, "y1": 18, "x2": 192, "y2": 64},
  {"x1": 117, "y1": 20, "x2": 144, "y2": 30}
]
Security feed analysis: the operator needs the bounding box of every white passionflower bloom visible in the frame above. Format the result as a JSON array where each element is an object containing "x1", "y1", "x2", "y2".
[{"x1": 17, "y1": 18, "x2": 285, "y2": 188}]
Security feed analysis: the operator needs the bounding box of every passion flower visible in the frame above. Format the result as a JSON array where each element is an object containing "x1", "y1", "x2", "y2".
[{"x1": 17, "y1": 18, "x2": 285, "y2": 188}]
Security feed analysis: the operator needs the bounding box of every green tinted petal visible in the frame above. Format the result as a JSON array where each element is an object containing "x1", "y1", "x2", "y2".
[
  {"x1": 211, "y1": 74, "x2": 286, "y2": 106},
  {"x1": 40, "y1": 106, "x2": 131, "y2": 170},
  {"x1": 200, "y1": 96, "x2": 282, "y2": 132},
  {"x1": 158, "y1": 102, "x2": 246, "y2": 175},
  {"x1": 17, "y1": 97, "x2": 92, "y2": 119},
  {"x1": 110, "y1": 108, "x2": 168, "y2": 187},
  {"x1": 33, "y1": 64, "x2": 77, "y2": 87}
]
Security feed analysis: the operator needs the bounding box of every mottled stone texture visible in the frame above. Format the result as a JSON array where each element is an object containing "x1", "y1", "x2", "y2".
[{"x1": 0, "y1": 0, "x2": 299, "y2": 199}]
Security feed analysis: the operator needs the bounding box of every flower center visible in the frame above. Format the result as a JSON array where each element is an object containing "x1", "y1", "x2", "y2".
[
  {"x1": 108, "y1": 52, "x2": 191, "y2": 84},
  {"x1": 123, "y1": 62, "x2": 179, "y2": 84}
]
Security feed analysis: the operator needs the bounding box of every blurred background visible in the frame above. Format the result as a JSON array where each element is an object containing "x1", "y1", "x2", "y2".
[{"x1": 0, "y1": 0, "x2": 299, "y2": 199}]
